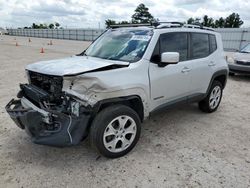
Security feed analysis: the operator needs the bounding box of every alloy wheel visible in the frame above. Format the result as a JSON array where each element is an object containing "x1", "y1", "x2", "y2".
[
  {"x1": 103, "y1": 115, "x2": 137, "y2": 153},
  {"x1": 209, "y1": 86, "x2": 221, "y2": 110}
]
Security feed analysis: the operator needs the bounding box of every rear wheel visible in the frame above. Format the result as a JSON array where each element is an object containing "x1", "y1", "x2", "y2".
[
  {"x1": 90, "y1": 105, "x2": 141, "y2": 158},
  {"x1": 199, "y1": 80, "x2": 223, "y2": 113}
]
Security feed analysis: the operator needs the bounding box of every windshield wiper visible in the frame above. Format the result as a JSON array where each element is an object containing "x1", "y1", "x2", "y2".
[
  {"x1": 240, "y1": 51, "x2": 250, "y2": 54},
  {"x1": 107, "y1": 57, "x2": 118, "y2": 60},
  {"x1": 76, "y1": 50, "x2": 87, "y2": 56}
]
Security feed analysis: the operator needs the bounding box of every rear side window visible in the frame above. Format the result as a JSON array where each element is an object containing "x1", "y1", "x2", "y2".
[
  {"x1": 151, "y1": 32, "x2": 217, "y2": 63},
  {"x1": 209, "y1": 34, "x2": 217, "y2": 53},
  {"x1": 160, "y1": 32, "x2": 188, "y2": 61},
  {"x1": 191, "y1": 33, "x2": 209, "y2": 59}
]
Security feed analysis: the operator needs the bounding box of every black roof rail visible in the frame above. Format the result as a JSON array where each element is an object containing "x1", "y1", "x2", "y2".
[
  {"x1": 183, "y1": 24, "x2": 215, "y2": 31},
  {"x1": 155, "y1": 22, "x2": 184, "y2": 29},
  {"x1": 154, "y1": 22, "x2": 184, "y2": 27},
  {"x1": 108, "y1": 21, "x2": 215, "y2": 31},
  {"x1": 109, "y1": 23, "x2": 152, "y2": 29}
]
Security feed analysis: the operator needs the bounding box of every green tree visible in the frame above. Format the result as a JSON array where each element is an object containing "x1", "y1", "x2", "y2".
[
  {"x1": 131, "y1": 3, "x2": 154, "y2": 23},
  {"x1": 55, "y1": 22, "x2": 60, "y2": 29},
  {"x1": 30, "y1": 23, "x2": 60, "y2": 29},
  {"x1": 49, "y1": 23, "x2": 55, "y2": 29},
  {"x1": 224, "y1": 13, "x2": 243, "y2": 28},
  {"x1": 32, "y1": 23, "x2": 39, "y2": 29},
  {"x1": 187, "y1": 17, "x2": 201, "y2": 25},
  {"x1": 105, "y1": 19, "x2": 117, "y2": 28},
  {"x1": 215, "y1": 17, "x2": 225, "y2": 28},
  {"x1": 187, "y1": 18, "x2": 194, "y2": 24},
  {"x1": 187, "y1": 13, "x2": 243, "y2": 28},
  {"x1": 202, "y1": 15, "x2": 215, "y2": 27},
  {"x1": 38, "y1": 23, "x2": 48, "y2": 29},
  {"x1": 119, "y1": 21, "x2": 130, "y2": 24}
]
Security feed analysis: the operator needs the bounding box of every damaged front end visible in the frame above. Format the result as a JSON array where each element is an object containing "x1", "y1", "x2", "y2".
[{"x1": 5, "y1": 71, "x2": 92, "y2": 147}]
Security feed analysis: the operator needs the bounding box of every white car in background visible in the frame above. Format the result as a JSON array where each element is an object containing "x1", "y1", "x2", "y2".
[
  {"x1": 0, "y1": 27, "x2": 8, "y2": 35},
  {"x1": 228, "y1": 43, "x2": 250, "y2": 75}
]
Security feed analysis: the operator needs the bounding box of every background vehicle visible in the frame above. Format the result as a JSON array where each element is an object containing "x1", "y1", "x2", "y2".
[
  {"x1": 227, "y1": 43, "x2": 250, "y2": 75},
  {"x1": 0, "y1": 27, "x2": 7, "y2": 35},
  {"x1": 6, "y1": 22, "x2": 228, "y2": 158}
]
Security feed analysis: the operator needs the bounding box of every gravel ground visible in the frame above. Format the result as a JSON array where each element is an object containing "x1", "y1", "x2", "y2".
[{"x1": 0, "y1": 35, "x2": 250, "y2": 188}]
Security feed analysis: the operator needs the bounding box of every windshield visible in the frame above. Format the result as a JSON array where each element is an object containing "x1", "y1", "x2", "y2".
[
  {"x1": 85, "y1": 29, "x2": 153, "y2": 62},
  {"x1": 241, "y1": 44, "x2": 250, "y2": 53}
]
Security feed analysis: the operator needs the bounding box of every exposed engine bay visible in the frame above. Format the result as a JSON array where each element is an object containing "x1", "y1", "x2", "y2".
[
  {"x1": 21, "y1": 71, "x2": 87, "y2": 117},
  {"x1": 5, "y1": 71, "x2": 92, "y2": 147},
  {"x1": 28, "y1": 71, "x2": 64, "y2": 105}
]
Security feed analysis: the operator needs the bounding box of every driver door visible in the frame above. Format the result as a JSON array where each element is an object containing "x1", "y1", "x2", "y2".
[{"x1": 149, "y1": 32, "x2": 193, "y2": 109}]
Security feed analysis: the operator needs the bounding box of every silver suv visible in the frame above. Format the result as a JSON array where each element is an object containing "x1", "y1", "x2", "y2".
[{"x1": 6, "y1": 22, "x2": 228, "y2": 158}]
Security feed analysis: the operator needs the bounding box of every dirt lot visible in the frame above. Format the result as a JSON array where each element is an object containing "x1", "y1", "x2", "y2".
[{"x1": 0, "y1": 35, "x2": 250, "y2": 188}]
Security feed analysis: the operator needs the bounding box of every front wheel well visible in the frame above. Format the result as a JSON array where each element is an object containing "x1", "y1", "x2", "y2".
[{"x1": 96, "y1": 96, "x2": 144, "y2": 122}]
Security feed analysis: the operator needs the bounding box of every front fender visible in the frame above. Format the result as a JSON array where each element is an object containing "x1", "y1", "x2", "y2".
[{"x1": 63, "y1": 77, "x2": 150, "y2": 118}]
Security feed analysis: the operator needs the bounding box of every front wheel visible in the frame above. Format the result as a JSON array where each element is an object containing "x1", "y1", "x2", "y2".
[
  {"x1": 199, "y1": 80, "x2": 223, "y2": 113},
  {"x1": 90, "y1": 105, "x2": 141, "y2": 158}
]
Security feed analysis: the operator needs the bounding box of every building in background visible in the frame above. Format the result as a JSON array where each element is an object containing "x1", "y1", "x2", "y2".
[{"x1": 216, "y1": 28, "x2": 250, "y2": 51}]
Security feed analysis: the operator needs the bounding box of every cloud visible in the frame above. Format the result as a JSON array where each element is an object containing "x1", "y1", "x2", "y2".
[
  {"x1": 174, "y1": 0, "x2": 208, "y2": 5},
  {"x1": 0, "y1": 0, "x2": 249, "y2": 28},
  {"x1": 33, "y1": 2, "x2": 86, "y2": 16}
]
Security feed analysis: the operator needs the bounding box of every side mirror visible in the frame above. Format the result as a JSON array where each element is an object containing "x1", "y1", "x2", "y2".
[{"x1": 161, "y1": 52, "x2": 180, "y2": 64}]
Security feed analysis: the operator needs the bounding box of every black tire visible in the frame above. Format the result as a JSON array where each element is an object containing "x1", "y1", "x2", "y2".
[
  {"x1": 199, "y1": 80, "x2": 223, "y2": 113},
  {"x1": 90, "y1": 105, "x2": 141, "y2": 158}
]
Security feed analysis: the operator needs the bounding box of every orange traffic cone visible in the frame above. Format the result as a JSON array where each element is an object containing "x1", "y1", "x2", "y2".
[
  {"x1": 15, "y1": 42, "x2": 19, "y2": 46},
  {"x1": 29, "y1": 38, "x2": 31, "y2": 42},
  {"x1": 40, "y1": 48, "x2": 45, "y2": 53}
]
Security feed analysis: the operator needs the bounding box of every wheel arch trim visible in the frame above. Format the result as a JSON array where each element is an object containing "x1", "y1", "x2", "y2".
[
  {"x1": 92, "y1": 95, "x2": 145, "y2": 122},
  {"x1": 206, "y1": 69, "x2": 228, "y2": 96}
]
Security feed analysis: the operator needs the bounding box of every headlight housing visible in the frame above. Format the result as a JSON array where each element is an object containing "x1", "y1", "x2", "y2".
[
  {"x1": 25, "y1": 70, "x2": 31, "y2": 83},
  {"x1": 227, "y1": 57, "x2": 235, "y2": 64}
]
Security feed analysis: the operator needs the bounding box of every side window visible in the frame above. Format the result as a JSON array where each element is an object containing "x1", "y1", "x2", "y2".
[
  {"x1": 209, "y1": 34, "x2": 217, "y2": 53},
  {"x1": 160, "y1": 32, "x2": 188, "y2": 62},
  {"x1": 191, "y1": 33, "x2": 209, "y2": 59}
]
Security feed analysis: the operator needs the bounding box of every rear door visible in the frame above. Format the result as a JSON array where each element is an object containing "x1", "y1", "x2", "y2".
[{"x1": 188, "y1": 33, "x2": 217, "y2": 94}]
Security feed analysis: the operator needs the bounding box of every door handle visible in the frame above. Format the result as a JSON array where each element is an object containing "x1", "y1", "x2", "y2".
[
  {"x1": 208, "y1": 61, "x2": 216, "y2": 67},
  {"x1": 181, "y1": 67, "x2": 191, "y2": 73}
]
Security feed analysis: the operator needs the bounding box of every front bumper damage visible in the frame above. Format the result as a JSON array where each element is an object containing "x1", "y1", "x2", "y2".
[{"x1": 5, "y1": 97, "x2": 91, "y2": 147}]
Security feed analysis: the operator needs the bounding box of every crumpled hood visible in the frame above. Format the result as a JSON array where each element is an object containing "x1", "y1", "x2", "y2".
[
  {"x1": 26, "y1": 56, "x2": 129, "y2": 76},
  {"x1": 234, "y1": 52, "x2": 250, "y2": 62}
]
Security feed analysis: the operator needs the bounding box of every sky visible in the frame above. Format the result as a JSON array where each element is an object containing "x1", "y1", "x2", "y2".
[{"x1": 0, "y1": 0, "x2": 250, "y2": 29}]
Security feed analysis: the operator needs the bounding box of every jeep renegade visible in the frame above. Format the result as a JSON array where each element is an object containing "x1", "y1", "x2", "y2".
[{"x1": 6, "y1": 22, "x2": 228, "y2": 158}]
